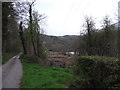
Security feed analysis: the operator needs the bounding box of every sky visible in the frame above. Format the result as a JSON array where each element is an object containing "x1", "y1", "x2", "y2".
[{"x1": 34, "y1": 0, "x2": 120, "y2": 36}]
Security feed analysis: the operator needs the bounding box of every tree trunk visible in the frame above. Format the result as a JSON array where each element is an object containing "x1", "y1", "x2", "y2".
[
  {"x1": 36, "y1": 28, "x2": 43, "y2": 58},
  {"x1": 29, "y1": 4, "x2": 37, "y2": 55},
  {"x1": 19, "y1": 21, "x2": 27, "y2": 54},
  {"x1": 87, "y1": 23, "x2": 92, "y2": 55},
  {"x1": 36, "y1": 31, "x2": 40, "y2": 57}
]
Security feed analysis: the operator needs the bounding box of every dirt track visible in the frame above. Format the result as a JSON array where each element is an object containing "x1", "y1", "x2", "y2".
[{"x1": 1, "y1": 53, "x2": 23, "y2": 88}]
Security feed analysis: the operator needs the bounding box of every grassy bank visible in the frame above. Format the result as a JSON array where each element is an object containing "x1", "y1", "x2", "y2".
[
  {"x1": 2, "y1": 53, "x2": 16, "y2": 64},
  {"x1": 21, "y1": 59, "x2": 73, "y2": 88}
]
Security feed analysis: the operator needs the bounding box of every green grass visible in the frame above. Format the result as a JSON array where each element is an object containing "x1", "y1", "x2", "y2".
[
  {"x1": 48, "y1": 57, "x2": 65, "y2": 59},
  {"x1": 47, "y1": 51, "x2": 59, "y2": 55},
  {"x1": 21, "y1": 59, "x2": 73, "y2": 88}
]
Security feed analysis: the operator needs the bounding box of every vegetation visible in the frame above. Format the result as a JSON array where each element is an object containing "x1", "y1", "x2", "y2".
[
  {"x1": 70, "y1": 56, "x2": 120, "y2": 88},
  {"x1": 47, "y1": 51, "x2": 60, "y2": 55},
  {"x1": 2, "y1": 53, "x2": 16, "y2": 64},
  {"x1": 42, "y1": 35, "x2": 79, "y2": 53},
  {"x1": 77, "y1": 15, "x2": 118, "y2": 57},
  {"x1": 2, "y1": 1, "x2": 47, "y2": 64},
  {"x1": 16, "y1": 1, "x2": 47, "y2": 60},
  {"x1": 2, "y1": 2, "x2": 21, "y2": 63},
  {"x1": 2, "y1": 1, "x2": 119, "y2": 89},
  {"x1": 21, "y1": 58, "x2": 73, "y2": 88}
]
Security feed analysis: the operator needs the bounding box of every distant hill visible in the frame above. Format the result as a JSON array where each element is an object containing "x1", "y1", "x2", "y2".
[{"x1": 41, "y1": 34, "x2": 79, "y2": 52}]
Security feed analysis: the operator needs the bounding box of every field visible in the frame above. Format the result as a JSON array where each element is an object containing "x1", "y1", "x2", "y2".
[{"x1": 21, "y1": 59, "x2": 73, "y2": 88}]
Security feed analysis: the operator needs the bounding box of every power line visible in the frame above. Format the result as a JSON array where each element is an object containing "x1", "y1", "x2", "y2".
[
  {"x1": 62, "y1": 0, "x2": 77, "y2": 28},
  {"x1": 73, "y1": 0, "x2": 84, "y2": 14},
  {"x1": 62, "y1": 0, "x2": 91, "y2": 31},
  {"x1": 80, "y1": 0, "x2": 91, "y2": 16},
  {"x1": 63, "y1": 0, "x2": 84, "y2": 27}
]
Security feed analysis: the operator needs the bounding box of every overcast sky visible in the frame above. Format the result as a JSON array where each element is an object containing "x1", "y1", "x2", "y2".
[{"x1": 34, "y1": 0, "x2": 119, "y2": 36}]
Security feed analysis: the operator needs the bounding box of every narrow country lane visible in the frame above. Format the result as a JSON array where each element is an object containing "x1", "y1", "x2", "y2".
[{"x1": 0, "y1": 53, "x2": 23, "y2": 89}]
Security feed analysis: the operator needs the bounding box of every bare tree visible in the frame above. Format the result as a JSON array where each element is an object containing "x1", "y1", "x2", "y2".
[
  {"x1": 15, "y1": 0, "x2": 37, "y2": 55},
  {"x1": 101, "y1": 15, "x2": 112, "y2": 56},
  {"x1": 28, "y1": 1, "x2": 37, "y2": 55},
  {"x1": 83, "y1": 16, "x2": 96, "y2": 55}
]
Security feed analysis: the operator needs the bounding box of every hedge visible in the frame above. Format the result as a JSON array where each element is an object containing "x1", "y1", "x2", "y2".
[{"x1": 70, "y1": 56, "x2": 120, "y2": 88}]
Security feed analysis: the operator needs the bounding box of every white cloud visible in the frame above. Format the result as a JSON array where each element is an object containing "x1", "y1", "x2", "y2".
[{"x1": 34, "y1": 0, "x2": 120, "y2": 36}]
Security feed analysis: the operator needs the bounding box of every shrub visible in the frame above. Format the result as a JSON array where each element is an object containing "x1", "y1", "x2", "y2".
[
  {"x1": 21, "y1": 54, "x2": 47, "y2": 66},
  {"x1": 21, "y1": 54, "x2": 38, "y2": 63},
  {"x1": 70, "y1": 56, "x2": 120, "y2": 88}
]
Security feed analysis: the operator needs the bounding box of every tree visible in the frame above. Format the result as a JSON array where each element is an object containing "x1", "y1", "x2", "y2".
[
  {"x1": 2, "y1": 2, "x2": 14, "y2": 52},
  {"x1": 83, "y1": 16, "x2": 96, "y2": 55},
  {"x1": 78, "y1": 15, "x2": 118, "y2": 57},
  {"x1": 2, "y1": 2, "x2": 21, "y2": 53},
  {"x1": 101, "y1": 16, "x2": 112, "y2": 56},
  {"x1": 15, "y1": 1, "x2": 47, "y2": 59},
  {"x1": 14, "y1": 1, "x2": 37, "y2": 55},
  {"x1": 19, "y1": 21, "x2": 27, "y2": 54},
  {"x1": 28, "y1": 1, "x2": 37, "y2": 55},
  {"x1": 32, "y1": 11, "x2": 47, "y2": 58}
]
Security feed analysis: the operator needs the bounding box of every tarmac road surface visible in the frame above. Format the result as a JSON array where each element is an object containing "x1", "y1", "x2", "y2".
[{"x1": 1, "y1": 53, "x2": 23, "y2": 88}]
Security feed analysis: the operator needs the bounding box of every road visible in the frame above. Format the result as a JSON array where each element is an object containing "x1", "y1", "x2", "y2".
[{"x1": 0, "y1": 53, "x2": 23, "y2": 89}]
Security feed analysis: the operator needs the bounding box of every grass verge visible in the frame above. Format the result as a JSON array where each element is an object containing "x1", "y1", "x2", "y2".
[
  {"x1": 21, "y1": 59, "x2": 73, "y2": 88},
  {"x1": 2, "y1": 53, "x2": 16, "y2": 64}
]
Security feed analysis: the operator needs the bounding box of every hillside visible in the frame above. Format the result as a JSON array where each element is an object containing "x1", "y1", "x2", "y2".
[{"x1": 41, "y1": 34, "x2": 79, "y2": 52}]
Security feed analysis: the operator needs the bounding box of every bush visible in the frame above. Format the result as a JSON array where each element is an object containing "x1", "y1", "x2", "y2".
[
  {"x1": 70, "y1": 56, "x2": 120, "y2": 88},
  {"x1": 20, "y1": 54, "x2": 38, "y2": 63},
  {"x1": 21, "y1": 54, "x2": 47, "y2": 66}
]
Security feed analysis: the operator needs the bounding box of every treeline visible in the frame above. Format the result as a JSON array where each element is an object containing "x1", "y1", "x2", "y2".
[
  {"x1": 77, "y1": 16, "x2": 119, "y2": 58},
  {"x1": 2, "y1": 2, "x2": 21, "y2": 54},
  {"x1": 69, "y1": 16, "x2": 120, "y2": 88},
  {"x1": 2, "y1": 1, "x2": 47, "y2": 64}
]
